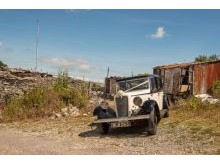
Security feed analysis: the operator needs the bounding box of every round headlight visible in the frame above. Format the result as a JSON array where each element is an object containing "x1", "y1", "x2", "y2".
[{"x1": 133, "y1": 97, "x2": 142, "y2": 106}]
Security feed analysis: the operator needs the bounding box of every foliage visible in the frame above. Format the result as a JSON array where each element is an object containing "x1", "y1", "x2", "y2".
[
  {"x1": 194, "y1": 54, "x2": 219, "y2": 63},
  {"x1": 0, "y1": 60, "x2": 7, "y2": 67},
  {"x1": 54, "y1": 70, "x2": 69, "y2": 91},
  {"x1": 212, "y1": 81, "x2": 220, "y2": 89},
  {"x1": 53, "y1": 70, "x2": 88, "y2": 108},
  {"x1": 137, "y1": 72, "x2": 150, "y2": 76},
  {"x1": 1, "y1": 71, "x2": 89, "y2": 122},
  {"x1": 212, "y1": 81, "x2": 220, "y2": 98}
]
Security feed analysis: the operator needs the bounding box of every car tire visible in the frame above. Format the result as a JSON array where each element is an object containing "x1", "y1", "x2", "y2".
[
  {"x1": 147, "y1": 107, "x2": 157, "y2": 135},
  {"x1": 97, "y1": 123, "x2": 110, "y2": 135}
]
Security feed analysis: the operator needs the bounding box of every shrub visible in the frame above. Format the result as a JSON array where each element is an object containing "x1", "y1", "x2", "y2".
[
  {"x1": 212, "y1": 81, "x2": 220, "y2": 99},
  {"x1": 0, "y1": 60, "x2": 7, "y2": 67}
]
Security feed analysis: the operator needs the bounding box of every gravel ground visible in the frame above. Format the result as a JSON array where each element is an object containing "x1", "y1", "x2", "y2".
[{"x1": 0, "y1": 109, "x2": 219, "y2": 155}]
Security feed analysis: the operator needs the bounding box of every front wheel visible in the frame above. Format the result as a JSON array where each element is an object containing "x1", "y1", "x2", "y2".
[
  {"x1": 147, "y1": 108, "x2": 157, "y2": 135},
  {"x1": 97, "y1": 123, "x2": 110, "y2": 135}
]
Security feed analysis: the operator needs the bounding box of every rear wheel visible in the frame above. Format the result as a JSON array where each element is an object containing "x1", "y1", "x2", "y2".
[
  {"x1": 163, "y1": 95, "x2": 170, "y2": 118},
  {"x1": 97, "y1": 123, "x2": 110, "y2": 135},
  {"x1": 164, "y1": 109, "x2": 169, "y2": 118},
  {"x1": 147, "y1": 108, "x2": 157, "y2": 135}
]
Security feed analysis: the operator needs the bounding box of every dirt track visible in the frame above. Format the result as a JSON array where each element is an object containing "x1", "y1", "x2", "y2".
[{"x1": 0, "y1": 111, "x2": 219, "y2": 155}]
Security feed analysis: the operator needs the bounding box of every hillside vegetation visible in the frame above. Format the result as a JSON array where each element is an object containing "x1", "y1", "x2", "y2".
[{"x1": 1, "y1": 71, "x2": 88, "y2": 122}]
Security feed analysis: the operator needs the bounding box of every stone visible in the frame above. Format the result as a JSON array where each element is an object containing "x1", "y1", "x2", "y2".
[
  {"x1": 0, "y1": 66, "x2": 54, "y2": 103},
  {"x1": 61, "y1": 107, "x2": 68, "y2": 113},
  {"x1": 69, "y1": 106, "x2": 79, "y2": 113},
  {"x1": 54, "y1": 112, "x2": 62, "y2": 119},
  {"x1": 63, "y1": 112, "x2": 69, "y2": 117},
  {"x1": 70, "y1": 110, "x2": 80, "y2": 117}
]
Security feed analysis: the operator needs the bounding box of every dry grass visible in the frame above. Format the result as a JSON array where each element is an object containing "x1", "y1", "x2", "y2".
[{"x1": 167, "y1": 97, "x2": 220, "y2": 152}]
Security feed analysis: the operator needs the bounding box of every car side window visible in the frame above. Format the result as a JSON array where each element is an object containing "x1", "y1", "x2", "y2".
[
  {"x1": 150, "y1": 78, "x2": 157, "y2": 93},
  {"x1": 151, "y1": 77, "x2": 162, "y2": 93},
  {"x1": 155, "y1": 77, "x2": 163, "y2": 91}
]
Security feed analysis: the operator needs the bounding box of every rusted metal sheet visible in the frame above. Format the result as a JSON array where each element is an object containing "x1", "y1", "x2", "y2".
[
  {"x1": 104, "y1": 77, "x2": 118, "y2": 97},
  {"x1": 153, "y1": 60, "x2": 220, "y2": 96},
  {"x1": 193, "y1": 61, "x2": 220, "y2": 95},
  {"x1": 163, "y1": 68, "x2": 181, "y2": 95}
]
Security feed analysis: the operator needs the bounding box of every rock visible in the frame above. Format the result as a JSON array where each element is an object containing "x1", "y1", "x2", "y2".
[
  {"x1": 195, "y1": 94, "x2": 220, "y2": 104},
  {"x1": 83, "y1": 113, "x2": 88, "y2": 116},
  {"x1": 50, "y1": 115, "x2": 55, "y2": 120},
  {"x1": 54, "y1": 112, "x2": 62, "y2": 119},
  {"x1": 0, "y1": 67, "x2": 54, "y2": 103},
  {"x1": 70, "y1": 109, "x2": 80, "y2": 117},
  {"x1": 63, "y1": 112, "x2": 69, "y2": 117},
  {"x1": 68, "y1": 106, "x2": 79, "y2": 113},
  {"x1": 61, "y1": 107, "x2": 68, "y2": 113}
]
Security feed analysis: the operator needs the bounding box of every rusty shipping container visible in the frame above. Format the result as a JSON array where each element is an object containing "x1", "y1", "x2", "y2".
[{"x1": 153, "y1": 60, "x2": 220, "y2": 96}]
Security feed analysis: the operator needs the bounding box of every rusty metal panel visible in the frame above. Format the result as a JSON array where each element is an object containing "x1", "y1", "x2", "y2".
[
  {"x1": 105, "y1": 77, "x2": 117, "y2": 95},
  {"x1": 162, "y1": 68, "x2": 181, "y2": 95},
  {"x1": 193, "y1": 62, "x2": 220, "y2": 95},
  {"x1": 154, "y1": 60, "x2": 220, "y2": 96}
]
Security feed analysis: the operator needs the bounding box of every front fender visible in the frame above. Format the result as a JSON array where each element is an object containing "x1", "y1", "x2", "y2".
[
  {"x1": 93, "y1": 106, "x2": 116, "y2": 119},
  {"x1": 138, "y1": 99, "x2": 156, "y2": 115}
]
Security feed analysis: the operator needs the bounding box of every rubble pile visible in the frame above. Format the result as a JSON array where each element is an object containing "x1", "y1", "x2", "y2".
[
  {"x1": 0, "y1": 67, "x2": 54, "y2": 104},
  {"x1": 50, "y1": 104, "x2": 81, "y2": 119}
]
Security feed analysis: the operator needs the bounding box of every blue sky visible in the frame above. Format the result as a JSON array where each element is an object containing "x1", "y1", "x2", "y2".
[{"x1": 0, "y1": 9, "x2": 220, "y2": 82}]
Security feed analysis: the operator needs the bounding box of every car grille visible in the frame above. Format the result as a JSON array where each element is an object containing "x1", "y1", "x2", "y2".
[{"x1": 115, "y1": 96, "x2": 128, "y2": 117}]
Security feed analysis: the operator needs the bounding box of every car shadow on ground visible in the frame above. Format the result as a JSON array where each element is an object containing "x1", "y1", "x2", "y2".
[{"x1": 78, "y1": 126, "x2": 151, "y2": 138}]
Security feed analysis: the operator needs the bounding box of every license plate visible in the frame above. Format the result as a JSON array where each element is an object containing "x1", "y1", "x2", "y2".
[{"x1": 111, "y1": 121, "x2": 131, "y2": 128}]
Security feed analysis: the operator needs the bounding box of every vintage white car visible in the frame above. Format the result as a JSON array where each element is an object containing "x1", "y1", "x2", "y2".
[{"x1": 91, "y1": 75, "x2": 169, "y2": 135}]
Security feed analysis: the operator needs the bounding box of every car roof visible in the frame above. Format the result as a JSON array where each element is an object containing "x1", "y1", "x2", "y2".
[{"x1": 116, "y1": 74, "x2": 159, "y2": 82}]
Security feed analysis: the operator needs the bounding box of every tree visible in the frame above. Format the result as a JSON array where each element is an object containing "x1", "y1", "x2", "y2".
[
  {"x1": 137, "y1": 72, "x2": 150, "y2": 76},
  {"x1": 0, "y1": 60, "x2": 7, "y2": 67},
  {"x1": 194, "y1": 54, "x2": 219, "y2": 63}
]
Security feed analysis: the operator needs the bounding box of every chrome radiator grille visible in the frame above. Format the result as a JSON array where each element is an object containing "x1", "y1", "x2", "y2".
[{"x1": 115, "y1": 96, "x2": 128, "y2": 117}]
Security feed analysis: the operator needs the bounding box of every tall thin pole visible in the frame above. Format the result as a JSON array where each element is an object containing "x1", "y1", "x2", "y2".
[
  {"x1": 35, "y1": 20, "x2": 39, "y2": 71},
  {"x1": 106, "y1": 66, "x2": 109, "y2": 78}
]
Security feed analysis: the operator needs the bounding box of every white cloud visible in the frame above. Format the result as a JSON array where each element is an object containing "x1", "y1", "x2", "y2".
[
  {"x1": 41, "y1": 57, "x2": 94, "y2": 72},
  {"x1": 0, "y1": 41, "x2": 3, "y2": 47},
  {"x1": 150, "y1": 26, "x2": 166, "y2": 39}
]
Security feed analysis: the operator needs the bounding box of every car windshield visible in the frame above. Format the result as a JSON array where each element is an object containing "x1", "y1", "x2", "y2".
[{"x1": 117, "y1": 78, "x2": 149, "y2": 91}]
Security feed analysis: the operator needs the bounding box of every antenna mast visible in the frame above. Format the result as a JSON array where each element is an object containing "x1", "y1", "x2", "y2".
[{"x1": 35, "y1": 19, "x2": 39, "y2": 71}]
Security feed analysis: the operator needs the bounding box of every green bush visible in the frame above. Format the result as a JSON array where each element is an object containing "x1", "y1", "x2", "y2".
[
  {"x1": 0, "y1": 60, "x2": 7, "y2": 67},
  {"x1": 212, "y1": 81, "x2": 220, "y2": 98}
]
